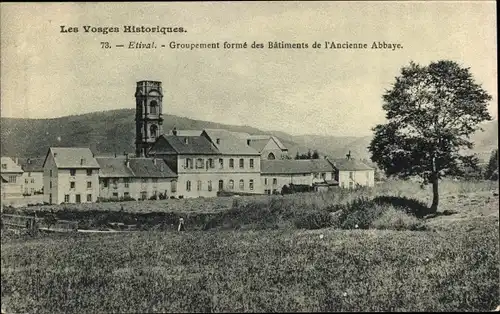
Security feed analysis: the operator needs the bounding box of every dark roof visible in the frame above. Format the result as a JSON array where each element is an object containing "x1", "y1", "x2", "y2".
[
  {"x1": 247, "y1": 139, "x2": 269, "y2": 152},
  {"x1": 202, "y1": 129, "x2": 260, "y2": 155},
  {"x1": 96, "y1": 157, "x2": 135, "y2": 178},
  {"x1": 330, "y1": 158, "x2": 374, "y2": 171},
  {"x1": 150, "y1": 135, "x2": 219, "y2": 155},
  {"x1": 129, "y1": 158, "x2": 177, "y2": 178},
  {"x1": 96, "y1": 157, "x2": 177, "y2": 178},
  {"x1": 1, "y1": 175, "x2": 8, "y2": 182},
  {"x1": 261, "y1": 159, "x2": 335, "y2": 175},
  {"x1": 18, "y1": 158, "x2": 44, "y2": 172},
  {"x1": 45, "y1": 147, "x2": 100, "y2": 169}
]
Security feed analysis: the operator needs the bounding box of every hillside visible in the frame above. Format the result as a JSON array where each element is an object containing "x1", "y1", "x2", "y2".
[{"x1": 0, "y1": 109, "x2": 497, "y2": 162}]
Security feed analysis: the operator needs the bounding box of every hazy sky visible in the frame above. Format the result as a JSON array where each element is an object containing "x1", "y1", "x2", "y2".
[{"x1": 1, "y1": 2, "x2": 497, "y2": 137}]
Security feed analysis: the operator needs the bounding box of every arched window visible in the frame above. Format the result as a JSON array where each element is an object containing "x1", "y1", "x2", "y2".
[
  {"x1": 228, "y1": 180, "x2": 234, "y2": 190},
  {"x1": 267, "y1": 153, "x2": 276, "y2": 160},
  {"x1": 249, "y1": 179, "x2": 254, "y2": 190},
  {"x1": 150, "y1": 100, "x2": 158, "y2": 115},
  {"x1": 239, "y1": 179, "x2": 244, "y2": 190},
  {"x1": 218, "y1": 180, "x2": 224, "y2": 191},
  {"x1": 150, "y1": 124, "x2": 158, "y2": 138}
]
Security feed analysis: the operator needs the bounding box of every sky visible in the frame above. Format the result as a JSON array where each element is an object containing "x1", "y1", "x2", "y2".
[{"x1": 0, "y1": 2, "x2": 497, "y2": 137}]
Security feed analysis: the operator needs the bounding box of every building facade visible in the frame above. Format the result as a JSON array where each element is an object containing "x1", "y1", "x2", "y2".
[
  {"x1": 43, "y1": 147, "x2": 100, "y2": 204},
  {"x1": 328, "y1": 158, "x2": 375, "y2": 188},
  {"x1": 97, "y1": 156, "x2": 178, "y2": 200},
  {"x1": 1, "y1": 156, "x2": 24, "y2": 201},
  {"x1": 19, "y1": 158, "x2": 44, "y2": 195},
  {"x1": 135, "y1": 80, "x2": 164, "y2": 157},
  {"x1": 261, "y1": 159, "x2": 337, "y2": 194}
]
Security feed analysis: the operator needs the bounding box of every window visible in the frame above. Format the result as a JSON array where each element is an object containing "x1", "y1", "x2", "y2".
[
  {"x1": 70, "y1": 169, "x2": 76, "y2": 176},
  {"x1": 229, "y1": 159, "x2": 234, "y2": 168},
  {"x1": 25, "y1": 179, "x2": 28, "y2": 184},
  {"x1": 150, "y1": 100, "x2": 158, "y2": 114},
  {"x1": 265, "y1": 189, "x2": 271, "y2": 195},
  {"x1": 49, "y1": 193, "x2": 52, "y2": 204},
  {"x1": 264, "y1": 178, "x2": 268, "y2": 185},
  {"x1": 219, "y1": 158, "x2": 224, "y2": 169},
  {"x1": 50, "y1": 170, "x2": 53, "y2": 177},
  {"x1": 273, "y1": 178, "x2": 277, "y2": 185},
  {"x1": 171, "y1": 181, "x2": 177, "y2": 193},
  {"x1": 70, "y1": 181, "x2": 75, "y2": 189},
  {"x1": 9, "y1": 176, "x2": 16, "y2": 183},
  {"x1": 218, "y1": 180, "x2": 224, "y2": 191},
  {"x1": 321, "y1": 173, "x2": 326, "y2": 180},
  {"x1": 31, "y1": 179, "x2": 34, "y2": 184},
  {"x1": 141, "y1": 191, "x2": 147, "y2": 200},
  {"x1": 87, "y1": 194, "x2": 92, "y2": 202},
  {"x1": 86, "y1": 169, "x2": 92, "y2": 176},
  {"x1": 228, "y1": 180, "x2": 234, "y2": 190},
  {"x1": 197, "y1": 180, "x2": 202, "y2": 191},
  {"x1": 30, "y1": 188, "x2": 34, "y2": 194},
  {"x1": 349, "y1": 181, "x2": 354, "y2": 189},
  {"x1": 1, "y1": 164, "x2": 6, "y2": 169},
  {"x1": 216, "y1": 138, "x2": 220, "y2": 144},
  {"x1": 124, "y1": 192, "x2": 130, "y2": 198},
  {"x1": 349, "y1": 172, "x2": 354, "y2": 179},
  {"x1": 239, "y1": 158, "x2": 244, "y2": 168},
  {"x1": 208, "y1": 180, "x2": 212, "y2": 192},
  {"x1": 64, "y1": 194, "x2": 69, "y2": 203},
  {"x1": 314, "y1": 173, "x2": 319, "y2": 179},
  {"x1": 75, "y1": 194, "x2": 81, "y2": 203},
  {"x1": 186, "y1": 180, "x2": 191, "y2": 191},
  {"x1": 113, "y1": 179, "x2": 118, "y2": 189},
  {"x1": 103, "y1": 179, "x2": 108, "y2": 188},
  {"x1": 268, "y1": 153, "x2": 276, "y2": 160},
  {"x1": 239, "y1": 179, "x2": 244, "y2": 190},
  {"x1": 249, "y1": 179, "x2": 254, "y2": 190},
  {"x1": 208, "y1": 158, "x2": 214, "y2": 168},
  {"x1": 150, "y1": 124, "x2": 158, "y2": 138},
  {"x1": 196, "y1": 158, "x2": 204, "y2": 169},
  {"x1": 250, "y1": 159, "x2": 254, "y2": 168},
  {"x1": 87, "y1": 181, "x2": 92, "y2": 189},
  {"x1": 152, "y1": 178, "x2": 158, "y2": 184},
  {"x1": 49, "y1": 181, "x2": 52, "y2": 188},
  {"x1": 124, "y1": 178, "x2": 129, "y2": 188},
  {"x1": 185, "y1": 158, "x2": 193, "y2": 169}
]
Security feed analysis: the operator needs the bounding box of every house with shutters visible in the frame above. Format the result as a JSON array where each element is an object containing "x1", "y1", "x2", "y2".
[
  {"x1": 328, "y1": 157, "x2": 375, "y2": 188},
  {"x1": 42, "y1": 147, "x2": 100, "y2": 204},
  {"x1": 260, "y1": 159, "x2": 337, "y2": 194},
  {"x1": 96, "y1": 155, "x2": 177, "y2": 200},
  {"x1": 18, "y1": 157, "x2": 44, "y2": 195},
  {"x1": 1, "y1": 156, "x2": 24, "y2": 203}
]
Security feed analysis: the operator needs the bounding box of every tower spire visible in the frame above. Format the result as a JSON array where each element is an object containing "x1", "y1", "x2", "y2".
[{"x1": 135, "y1": 80, "x2": 164, "y2": 157}]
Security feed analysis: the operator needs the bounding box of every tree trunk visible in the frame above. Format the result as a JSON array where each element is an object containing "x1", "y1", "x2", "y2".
[{"x1": 430, "y1": 175, "x2": 439, "y2": 213}]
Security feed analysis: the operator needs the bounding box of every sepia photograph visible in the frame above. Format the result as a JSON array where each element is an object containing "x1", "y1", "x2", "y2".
[{"x1": 0, "y1": 1, "x2": 498, "y2": 312}]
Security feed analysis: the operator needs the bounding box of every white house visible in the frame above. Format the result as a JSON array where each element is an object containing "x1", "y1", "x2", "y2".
[
  {"x1": 328, "y1": 157, "x2": 375, "y2": 188},
  {"x1": 1, "y1": 156, "x2": 24, "y2": 203},
  {"x1": 43, "y1": 147, "x2": 100, "y2": 204},
  {"x1": 19, "y1": 157, "x2": 44, "y2": 195}
]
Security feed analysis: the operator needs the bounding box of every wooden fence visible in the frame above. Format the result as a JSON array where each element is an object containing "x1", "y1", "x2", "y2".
[{"x1": 1, "y1": 214, "x2": 78, "y2": 233}]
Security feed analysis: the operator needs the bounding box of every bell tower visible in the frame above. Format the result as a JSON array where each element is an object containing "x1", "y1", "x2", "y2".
[{"x1": 135, "y1": 80, "x2": 164, "y2": 157}]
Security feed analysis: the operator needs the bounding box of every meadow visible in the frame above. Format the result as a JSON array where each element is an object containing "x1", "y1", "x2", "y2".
[{"x1": 1, "y1": 179, "x2": 499, "y2": 312}]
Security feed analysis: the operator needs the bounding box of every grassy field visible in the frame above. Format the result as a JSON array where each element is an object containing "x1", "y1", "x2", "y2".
[{"x1": 1, "y1": 179, "x2": 499, "y2": 312}]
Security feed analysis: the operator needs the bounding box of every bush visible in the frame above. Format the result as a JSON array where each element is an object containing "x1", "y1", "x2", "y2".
[
  {"x1": 294, "y1": 210, "x2": 333, "y2": 229},
  {"x1": 371, "y1": 206, "x2": 427, "y2": 231}
]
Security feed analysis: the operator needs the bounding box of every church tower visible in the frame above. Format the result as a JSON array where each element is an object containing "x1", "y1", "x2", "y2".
[{"x1": 135, "y1": 80, "x2": 164, "y2": 157}]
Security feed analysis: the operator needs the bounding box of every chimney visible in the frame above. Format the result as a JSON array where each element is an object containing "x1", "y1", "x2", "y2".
[
  {"x1": 172, "y1": 127, "x2": 177, "y2": 136},
  {"x1": 247, "y1": 139, "x2": 251, "y2": 146},
  {"x1": 153, "y1": 158, "x2": 157, "y2": 166},
  {"x1": 160, "y1": 163, "x2": 164, "y2": 172},
  {"x1": 184, "y1": 138, "x2": 189, "y2": 144},
  {"x1": 14, "y1": 157, "x2": 18, "y2": 164},
  {"x1": 346, "y1": 150, "x2": 352, "y2": 160},
  {"x1": 114, "y1": 152, "x2": 117, "y2": 158},
  {"x1": 27, "y1": 158, "x2": 32, "y2": 164},
  {"x1": 125, "y1": 154, "x2": 130, "y2": 167},
  {"x1": 80, "y1": 158, "x2": 85, "y2": 165}
]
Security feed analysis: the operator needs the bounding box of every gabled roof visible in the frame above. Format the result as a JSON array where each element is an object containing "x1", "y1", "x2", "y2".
[
  {"x1": 329, "y1": 158, "x2": 374, "y2": 171},
  {"x1": 18, "y1": 157, "x2": 44, "y2": 172},
  {"x1": 128, "y1": 158, "x2": 177, "y2": 178},
  {"x1": 44, "y1": 147, "x2": 100, "y2": 169},
  {"x1": 0, "y1": 157, "x2": 23, "y2": 173},
  {"x1": 96, "y1": 157, "x2": 177, "y2": 178},
  {"x1": 165, "y1": 129, "x2": 203, "y2": 136},
  {"x1": 202, "y1": 129, "x2": 260, "y2": 155},
  {"x1": 261, "y1": 159, "x2": 335, "y2": 175},
  {"x1": 150, "y1": 135, "x2": 219, "y2": 155},
  {"x1": 248, "y1": 135, "x2": 287, "y2": 151}
]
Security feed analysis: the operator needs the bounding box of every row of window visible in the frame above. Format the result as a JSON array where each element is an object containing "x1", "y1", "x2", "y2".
[
  {"x1": 49, "y1": 169, "x2": 94, "y2": 177},
  {"x1": 49, "y1": 181, "x2": 93, "y2": 189},
  {"x1": 184, "y1": 158, "x2": 255, "y2": 170},
  {"x1": 24, "y1": 178, "x2": 35, "y2": 184},
  {"x1": 64, "y1": 194, "x2": 92, "y2": 203},
  {"x1": 185, "y1": 179, "x2": 255, "y2": 192}
]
